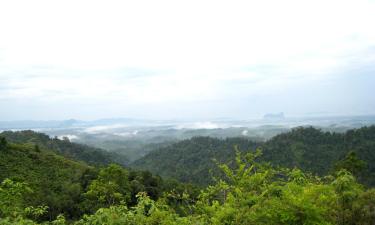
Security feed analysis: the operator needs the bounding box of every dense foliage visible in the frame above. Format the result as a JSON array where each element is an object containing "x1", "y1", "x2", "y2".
[
  {"x1": 0, "y1": 140, "x2": 91, "y2": 221},
  {"x1": 1, "y1": 127, "x2": 375, "y2": 224},
  {"x1": 1, "y1": 149, "x2": 375, "y2": 224},
  {"x1": 0, "y1": 130, "x2": 129, "y2": 166},
  {"x1": 0, "y1": 139, "x2": 196, "y2": 223},
  {"x1": 262, "y1": 126, "x2": 375, "y2": 186},
  {"x1": 132, "y1": 136, "x2": 258, "y2": 185},
  {"x1": 133, "y1": 126, "x2": 375, "y2": 186}
]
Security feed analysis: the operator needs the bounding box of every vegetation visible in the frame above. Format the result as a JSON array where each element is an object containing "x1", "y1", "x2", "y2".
[
  {"x1": 1, "y1": 148, "x2": 375, "y2": 224},
  {"x1": 1, "y1": 127, "x2": 375, "y2": 224},
  {"x1": 132, "y1": 136, "x2": 257, "y2": 185},
  {"x1": 0, "y1": 130, "x2": 129, "y2": 166},
  {"x1": 262, "y1": 126, "x2": 375, "y2": 186},
  {"x1": 0, "y1": 140, "x2": 91, "y2": 221},
  {"x1": 133, "y1": 126, "x2": 375, "y2": 186},
  {"x1": 0, "y1": 139, "x2": 195, "y2": 223}
]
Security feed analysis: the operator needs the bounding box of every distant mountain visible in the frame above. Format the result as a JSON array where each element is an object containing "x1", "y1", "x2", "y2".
[
  {"x1": 132, "y1": 126, "x2": 375, "y2": 186},
  {"x1": 2, "y1": 116, "x2": 375, "y2": 165},
  {"x1": 0, "y1": 130, "x2": 130, "y2": 166},
  {"x1": 0, "y1": 118, "x2": 143, "y2": 129},
  {"x1": 2, "y1": 114, "x2": 375, "y2": 131},
  {"x1": 0, "y1": 119, "x2": 82, "y2": 130},
  {"x1": 263, "y1": 112, "x2": 285, "y2": 120}
]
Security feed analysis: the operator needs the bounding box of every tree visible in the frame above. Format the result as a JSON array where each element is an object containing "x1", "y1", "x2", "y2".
[
  {"x1": 334, "y1": 151, "x2": 366, "y2": 178},
  {"x1": 0, "y1": 137, "x2": 7, "y2": 150},
  {"x1": 0, "y1": 179, "x2": 48, "y2": 224},
  {"x1": 84, "y1": 164, "x2": 131, "y2": 211},
  {"x1": 352, "y1": 188, "x2": 375, "y2": 225},
  {"x1": 197, "y1": 149, "x2": 338, "y2": 225},
  {"x1": 0, "y1": 179, "x2": 32, "y2": 217},
  {"x1": 34, "y1": 144, "x2": 40, "y2": 152},
  {"x1": 332, "y1": 170, "x2": 363, "y2": 225}
]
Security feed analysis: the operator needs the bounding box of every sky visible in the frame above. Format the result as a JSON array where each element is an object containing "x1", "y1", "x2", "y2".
[{"x1": 0, "y1": 0, "x2": 375, "y2": 121}]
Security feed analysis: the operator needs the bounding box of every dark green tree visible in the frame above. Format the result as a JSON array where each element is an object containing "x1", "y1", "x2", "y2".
[
  {"x1": 334, "y1": 151, "x2": 366, "y2": 178},
  {"x1": 0, "y1": 137, "x2": 7, "y2": 150},
  {"x1": 83, "y1": 164, "x2": 131, "y2": 211}
]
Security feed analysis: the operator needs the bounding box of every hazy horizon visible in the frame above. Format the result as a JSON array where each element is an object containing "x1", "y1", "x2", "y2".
[
  {"x1": 1, "y1": 0, "x2": 375, "y2": 121},
  {"x1": 1, "y1": 113, "x2": 375, "y2": 123}
]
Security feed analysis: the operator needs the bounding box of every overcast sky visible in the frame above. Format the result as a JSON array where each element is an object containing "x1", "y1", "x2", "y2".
[{"x1": 0, "y1": 0, "x2": 375, "y2": 121}]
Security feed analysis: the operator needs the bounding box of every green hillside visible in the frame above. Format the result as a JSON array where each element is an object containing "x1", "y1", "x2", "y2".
[
  {"x1": 0, "y1": 130, "x2": 129, "y2": 166},
  {"x1": 0, "y1": 138, "x2": 92, "y2": 220},
  {"x1": 1, "y1": 129, "x2": 375, "y2": 224},
  {"x1": 0, "y1": 136, "x2": 192, "y2": 222},
  {"x1": 132, "y1": 136, "x2": 258, "y2": 185},
  {"x1": 132, "y1": 126, "x2": 375, "y2": 186},
  {"x1": 262, "y1": 126, "x2": 375, "y2": 185}
]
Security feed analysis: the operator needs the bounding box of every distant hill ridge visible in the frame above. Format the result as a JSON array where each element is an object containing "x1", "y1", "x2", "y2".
[
  {"x1": 132, "y1": 126, "x2": 375, "y2": 186},
  {"x1": 0, "y1": 130, "x2": 129, "y2": 166}
]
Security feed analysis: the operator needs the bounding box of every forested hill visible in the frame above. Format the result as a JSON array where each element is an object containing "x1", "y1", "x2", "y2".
[
  {"x1": 132, "y1": 126, "x2": 375, "y2": 186},
  {"x1": 132, "y1": 137, "x2": 258, "y2": 185},
  {"x1": 0, "y1": 136, "x2": 197, "y2": 222},
  {"x1": 1, "y1": 129, "x2": 375, "y2": 224},
  {"x1": 0, "y1": 130, "x2": 129, "y2": 166},
  {"x1": 0, "y1": 139, "x2": 92, "y2": 220},
  {"x1": 262, "y1": 126, "x2": 375, "y2": 185}
]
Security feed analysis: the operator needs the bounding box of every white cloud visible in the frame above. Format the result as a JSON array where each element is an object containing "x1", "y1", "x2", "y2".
[
  {"x1": 1, "y1": 0, "x2": 374, "y2": 69},
  {"x1": 176, "y1": 122, "x2": 223, "y2": 129},
  {"x1": 84, "y1": 124, "x2": 129, "y2": 133},
  {"x1": 0, "y1": 0, "x2": 374, "y2": 120},
  {"x1": 57, "y1": 134, "x2": 79, "y2": 141}
]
